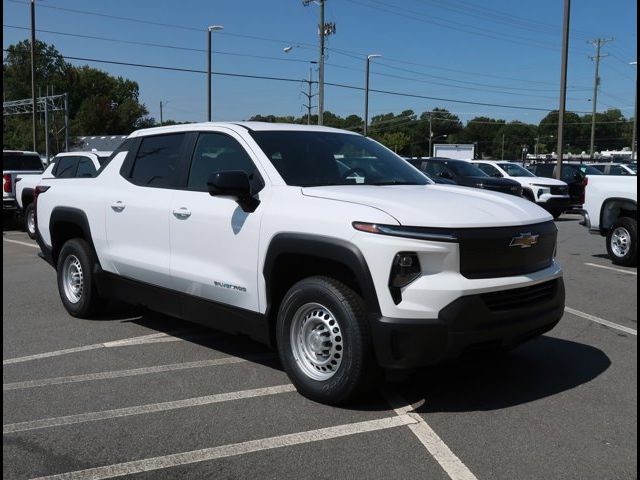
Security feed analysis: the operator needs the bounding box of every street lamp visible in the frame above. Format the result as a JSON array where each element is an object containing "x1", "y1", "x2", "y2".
[
  {"x1": 364, "y1": 54, "x2": 381, "y2": 137},
  {"x1": 429, "y1": 134, "x2": 447, "y2": 157},
  {"x1": 207, "y1": 25, "x2": 224, "y2": 122}
]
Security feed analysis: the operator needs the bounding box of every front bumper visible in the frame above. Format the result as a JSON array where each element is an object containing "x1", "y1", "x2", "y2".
[
  {"x1": 538, "y1": 196, "x2": 571, "y2": 210},
  {"x1": 370, "y1": 277, "x2": 565, "y2": 369}
]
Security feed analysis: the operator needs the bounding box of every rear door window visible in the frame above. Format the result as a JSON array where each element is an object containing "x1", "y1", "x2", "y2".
[
  {"x1": 129, "y1": 134, "x2": 185, "y2": 188},
  {"x1": 54, "y1": 156, "x2": 80, "y2": 178},
  {"x1": 76, "y1": 158, "x2": 98, "y2": 178}
]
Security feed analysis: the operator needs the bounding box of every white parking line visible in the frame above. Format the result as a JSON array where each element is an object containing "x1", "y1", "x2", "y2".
[
  {"x1": 30, "y1": 415, "x2": 416, "y2": 480},
  {"x1": 3, "y1": 356, "x2": 257, "y2": 391},
  {"x1": 584, "y1": 262, "x2": 637, "y2": 276},
  {"x1": 3, "y1": 238, "x2": 39, "y2": 249},
  {"x1": 4, "y1": 384, "x2": 296, "y2": 434},
  {"x1": 384, "y1": 391, "x2": 478, "y2": 480},
  {"x1": 3, "y1": 332, "x2": 194, "y2": 365},
  {"x1": 565, "y1": 307, "x2": 637, "y2": 336}
]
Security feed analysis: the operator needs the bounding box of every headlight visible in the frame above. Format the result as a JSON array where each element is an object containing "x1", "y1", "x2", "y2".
[{"x1": 389, "y1": 252, "x2": 421, "y2": 304}]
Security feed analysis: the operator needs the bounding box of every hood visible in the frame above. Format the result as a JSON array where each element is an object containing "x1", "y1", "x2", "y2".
[
  {"x1": 515, "y1": 177, "x2": 567, "y2": 187},
  {"x1": 301, "y1": 185, "x2": 552, "y2": 228}
]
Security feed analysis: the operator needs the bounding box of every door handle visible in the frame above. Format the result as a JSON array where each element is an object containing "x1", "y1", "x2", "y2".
[
  {"x1": 111, "y1": 201, "x2": 126, "y2": 212},
  {"x1": 172, "y1": 207, "x2": 192, "y2": 219}
]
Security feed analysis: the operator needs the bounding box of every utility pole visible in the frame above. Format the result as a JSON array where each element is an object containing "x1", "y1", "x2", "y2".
[
  {"x1": 555, "y1": 0, "x2": 571, "y2": 180},
  {"x1": 207, "y1": 25, "x2": 224, "y2": 122},
  {"x1": 160, "y1": 101, "x2": 163, "y2": 126},
  {"x1": 502, "y1": 134, "x2": 505, "y2": 160},
  {"x1": 30, "y1": 0, "x2": 37, "y2": 152},
  {"x1": 631, "y1": 61, "x2": 637, "y2": 161},
  {"x1": 588, "y1": 38, "x2": 613, "y2": 160},
  {"x1": 304, "y1": 0, "x2": 335, "y2": 126},
  {"x1": 302, "y1": 63, "x2": 317, "y2": 125},
  {"x1": 428, "y1": 114, "x2": 433, "y2": 157},
  {"x1": 364, "y1": 54, "x2": 381, "y2": 136}
]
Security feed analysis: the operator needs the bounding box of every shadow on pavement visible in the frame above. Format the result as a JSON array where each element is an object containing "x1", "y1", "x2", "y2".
[
  {"x1": 88, "y1": 306, "x2": 611, "y2": 412},
  {"x1": 400, "y1": 335, "x2": 610, "y2": 413}
]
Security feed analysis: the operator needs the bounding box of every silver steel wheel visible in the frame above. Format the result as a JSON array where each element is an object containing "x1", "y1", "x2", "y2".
[
  {"x1": 62, "y1": 254, "x2": 84, "y2": 304},
  {"x1": 27, "y1": 208, "x2": 36, "y2": 236},
  {"x1": 611, "y1": 227, "x2": 631, "y2": 258},
  {"x1": 290, "y1": 303, "x2": 344, "y2": 381}
]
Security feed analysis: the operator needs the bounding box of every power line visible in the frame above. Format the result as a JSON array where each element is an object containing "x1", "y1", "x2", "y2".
[{"x1": 5, "y1": 47, "x2": 599, "y2": 114}]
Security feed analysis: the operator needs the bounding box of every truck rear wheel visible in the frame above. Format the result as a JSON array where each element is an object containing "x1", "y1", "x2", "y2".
[
  {"x1": 607, "y1": 217, "x2": 637, "y2": 267},
  {"x1": 276, "y1": 276, "x2": 376, "y2": 405},
  {"x1": 56, "y1": 239, "x2": 105, "y2": 317},
  {"x1": 24, "y1": 203, "x2": 36, "y2": 239}
]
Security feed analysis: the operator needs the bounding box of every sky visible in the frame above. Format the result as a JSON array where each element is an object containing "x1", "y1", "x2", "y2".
[{"x1": 2, "y1": 0, "x2": 637, "y2": 127}]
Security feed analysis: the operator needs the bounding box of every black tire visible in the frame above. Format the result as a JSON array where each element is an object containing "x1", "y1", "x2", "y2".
[
  {"x1": 276, "y1": 276, "x2": 376, "y2": 405},
  {"x1": 56, "y1": 238, "x2": 104, "y2": 317},
  {"x1": 24, "y1": 203, "x2": 36, "y2": 239},
  {"x1": 606, "y1": 217, "x2": 637, "y2": 267},
  {"x1": 549, "y1": 208, "x2": 563, "y2": 220}
]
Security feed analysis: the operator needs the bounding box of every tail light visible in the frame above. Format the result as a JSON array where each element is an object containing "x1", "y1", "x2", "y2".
[
  {"x1": 33, "y1": 185, "x2": 50, "y2": 228},
  {"x1": 3, "y1": 174, "x2": 11, "y2": 193},
  {"x1": 580, "y1": 176, "x2": 588, "y2": 204}
]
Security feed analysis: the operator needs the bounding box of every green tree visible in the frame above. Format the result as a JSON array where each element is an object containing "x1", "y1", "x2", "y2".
[
  {"x1": 457, "y1": 117, "x2": 506, "y2": 159},
  {"x1": 493, "y1": 122, "x2": 537, "y2": 160},
  {"x1": 3, "y1": 40, "x2": 152, "y2": 153}
]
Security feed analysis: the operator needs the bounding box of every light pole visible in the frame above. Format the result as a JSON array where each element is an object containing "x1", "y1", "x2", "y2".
[
  {"x1": 364, "y1": 54, "x2": 381, "y2": 137},
  {"x1": 207, "y1": 25, "x2": 224, "y2": 122},
  {"x1": 631, "y1": 61, "x2": 637, "y2": 161},
  {"x1": 430, "y1": 134, "x2": 447, "y2": 156},
  {"x1": 555, "y1": 0, "x2": 571, "y2": 180}
]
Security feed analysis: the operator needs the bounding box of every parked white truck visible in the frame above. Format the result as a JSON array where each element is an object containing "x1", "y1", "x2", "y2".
[
  {"x1": 34, "y1": 123, "x2": 565, "y2": 404},
  {"x1": 581, "y1": 176, "x2": 637, "y2": 266}
]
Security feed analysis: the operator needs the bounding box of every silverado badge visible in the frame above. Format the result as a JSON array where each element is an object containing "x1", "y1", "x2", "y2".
[{"x1": 509, "y1": 232, "x2": 539, "y2": 249}]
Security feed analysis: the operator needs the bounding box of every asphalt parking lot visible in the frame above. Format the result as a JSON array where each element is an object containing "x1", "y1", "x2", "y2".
[{"x1": 3, "y1": 214, "x2": 637, "y2": 480}]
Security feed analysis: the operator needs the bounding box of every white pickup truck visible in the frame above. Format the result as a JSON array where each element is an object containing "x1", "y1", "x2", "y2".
[
  {"x1": 581, "y1": 176, "x2": 637, "y2": 266},
  {"x1": 35, "y1": 123, "x2": 565, "y2": 404}
]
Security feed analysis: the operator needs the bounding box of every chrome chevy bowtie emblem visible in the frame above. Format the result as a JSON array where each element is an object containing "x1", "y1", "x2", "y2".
[{"x1": 510, "y1": 232, "x2": 539, "y2": 248}]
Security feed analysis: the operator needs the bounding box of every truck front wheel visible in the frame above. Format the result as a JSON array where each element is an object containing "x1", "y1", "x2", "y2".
[
  {"x1": 607, "y1": 217, "x2": 637, "y2": 267},
  {"x1": 276, "y1": 276, "x2": 376, "y2": 405}
]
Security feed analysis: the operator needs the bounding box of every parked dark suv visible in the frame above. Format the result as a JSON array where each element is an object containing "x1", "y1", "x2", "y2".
[
  {"x1": 528, "y1": 163, "x2": 602, "y2": 208},
  {"x1": 415, "y1": 157, "x2": 523, "y2": 196}
]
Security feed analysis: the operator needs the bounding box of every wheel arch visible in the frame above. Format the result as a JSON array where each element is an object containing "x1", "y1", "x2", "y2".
[
  {"x1": 599, "y1": 198, "x2": 637, "y2": 234},
  {"x1": 263, "y1": 233, "x2": 380, "y2": 346},
  {"x1": 49, "y1": 207, "x2": 99, "y2": 267},
  {"x1": 20, "y1": 188, "x2": 35, "y2": 211}
]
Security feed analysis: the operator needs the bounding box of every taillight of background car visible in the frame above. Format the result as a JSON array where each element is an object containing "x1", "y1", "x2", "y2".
[{"x1": 3, "y1": 174, "x2": 12, "y2": 193}]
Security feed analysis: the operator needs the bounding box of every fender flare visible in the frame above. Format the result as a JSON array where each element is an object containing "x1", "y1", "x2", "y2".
[
  {"x1": 263, "y1": 233, "x2": 381, "y2": 316},
  {"x1": 599, "y1": 197, "x2": 638, "y2": 233},
  {"x1": 49, "y1": 207, "x2": 98, "y2": 266}
]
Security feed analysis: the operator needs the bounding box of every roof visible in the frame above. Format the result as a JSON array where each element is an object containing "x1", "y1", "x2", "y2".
[
  {"x1": 128, "y1": 122, "x2": 358, "y2": 138},
  {"x1": 71, "y1": 136, "x2": 127, "y2": 152}
]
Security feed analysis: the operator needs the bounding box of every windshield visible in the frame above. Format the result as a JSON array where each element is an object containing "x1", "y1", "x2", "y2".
[
  {"x1": 501, "y1": 162, "x2": 536, "y2": 177},
  {"x1": 577, "y1": 164, "x2": 603, "y2": 175},
  {"x1": 447, "y1": 161, "x2": 488, "y2": 177},
  {"x1": 3, "y1": 152, "x2": 43, "y2": 171},
  {"x1": 249, "y1": 131, "x2": 429, "y2": 187}
]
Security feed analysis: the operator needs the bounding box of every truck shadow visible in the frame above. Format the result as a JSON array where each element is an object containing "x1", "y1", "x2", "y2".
[
  {"x1": 91, "y1": 306, "x2": 611, "y2": 413},
  {"x1": 397, "y1": 336, "x2": 611, "y2": 413}
]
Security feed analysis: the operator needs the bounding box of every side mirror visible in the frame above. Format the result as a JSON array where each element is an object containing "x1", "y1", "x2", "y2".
[{"x1": 207, "y1": 171, "x2": 259, "y2": 212}]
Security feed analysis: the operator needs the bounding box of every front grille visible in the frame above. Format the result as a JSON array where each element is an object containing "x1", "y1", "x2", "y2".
[
  {"x1": 550, "y1": 186, "x2": 568, "y2": 195},
  {"x1": 458, "y1": 221, "x2": 557, "y2": 279},
  {"x1": 481, "y1": 279, "x2": 559, "y2": 311}
]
